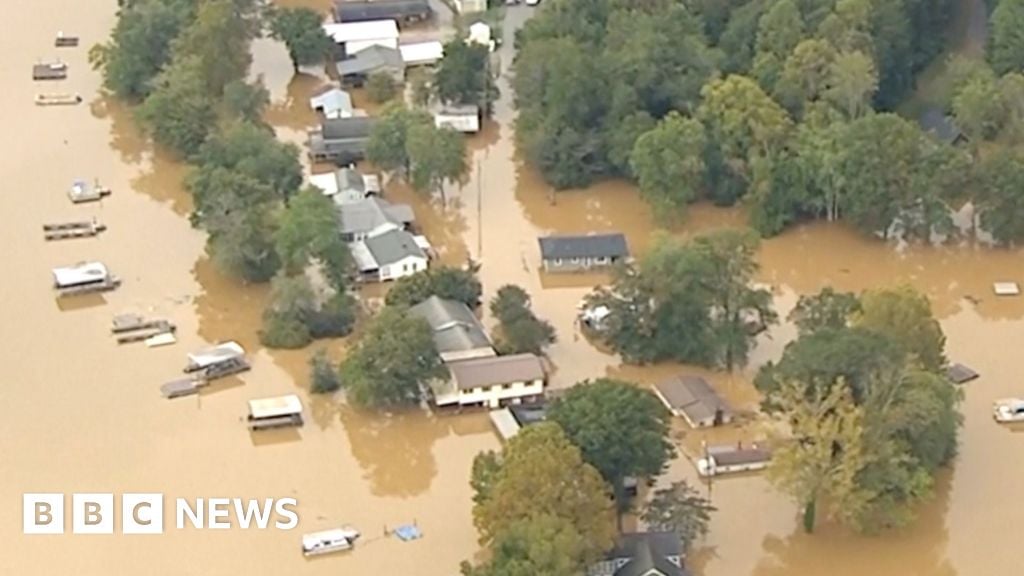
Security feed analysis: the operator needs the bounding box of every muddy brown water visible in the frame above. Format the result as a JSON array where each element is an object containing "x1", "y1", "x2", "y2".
[{"x1": 1, "y1": 1, "x2": 1021, "y2": 575}]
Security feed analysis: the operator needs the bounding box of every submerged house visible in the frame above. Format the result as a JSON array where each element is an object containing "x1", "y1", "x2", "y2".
[
  {"x1": 324, "y1": 20, "x2": 400, "y2": 57},
  {"x1": 590, "y1": 532, "x2": 691, "y2": 576},
  {"x1": 653, "y1": 375, "x2": 733, "y2": 428},
  {"x1": 308, "y1": 117, "x2": 377, "y2": 164},
  {"x1": 351, "y1": 228, "x2": 429, "y2": 282},
  {"x1": 309, "y1": 87, "x2": 353, "y2": 119},
  {"x1": 332, "y1": 0, "x2": 433, "y2": 25},
  {"x1": 434, "y1": 104, "x2": 480, "y2": 133},
  {"x1": 434, "y1": 353, "x2": 546, "y2": 408},
  {"x1": 337, "y1": 196, "x2": 414, "y2": 242},
  {"x1": 310, "y1": 167, "x2": 380, "y2": 204},
  {"x1": 409, "y1": 295, "x2": 495, "y2": 363},
  {"x1": 336, "y1": 44, "x2": 405, "y2": 86},
  {"x1": 538, "y1": 233, "x2": 629, "y2": 272}
]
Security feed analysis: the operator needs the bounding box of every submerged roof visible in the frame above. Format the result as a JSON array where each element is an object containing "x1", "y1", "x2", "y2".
[
  {"x1": 919, "y1": 108, "x2": 963, "y2": 143},
  {"x1": 364, "y1": 229, "x2": 426, "y2": 265},
  {"x1": 320, "y1": 116, "x2": 377, "y2": 141},
  {"x1": 409, "y1": 295, "x2": 492, "y2": 354},
  {"x1": 52, "y1": 261, "x2": 109, "y2": 286},
  {"x1": 654, "y1": 375, "x2": 732, "y2": 424},
  {"x1": 248, "y1": 394, "x2": 303, "y2": 419},
  {"x1": 302, "y1": 527, "x2": 359, "y2": 549},
  {"x1": 538, "y1": 233, "x2": 629, "y2": 260},
  {"x1": 447, "y1": 353, "x2": 545, "y2": 390},
  {"x1": 603, "y1": 532, "x2": 686, "y2": 576}
]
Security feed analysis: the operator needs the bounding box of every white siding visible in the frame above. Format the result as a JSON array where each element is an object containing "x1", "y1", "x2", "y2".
[
  {"x1": 458, "y1": 378, "x2": 544, "y2": 408},
  {"x1": 347, "y1": 38, "x2": 400, "y2": 55}
]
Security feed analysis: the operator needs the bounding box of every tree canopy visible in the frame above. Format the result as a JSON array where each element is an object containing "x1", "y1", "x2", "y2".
[
  {"x1": 435, "y1": 39, "x2": 498, "y2": 111},
  {"x1": 268, "y1": 6, "x2": 332, "y2": 71},
  {"x1": 641, "y1": 481, "x2": 716, "y2": 551},
  {"x1": 384, "y1": 265, "x2": 482, "y2": 308},
  {"x1": 489, "y1": 285, "x2": 556, "y2": 355}
]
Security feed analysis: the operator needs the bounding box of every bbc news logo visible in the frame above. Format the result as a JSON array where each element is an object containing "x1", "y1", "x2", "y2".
[{"x1": 23, "y1": 494, "x2": 298, "y2": 534}]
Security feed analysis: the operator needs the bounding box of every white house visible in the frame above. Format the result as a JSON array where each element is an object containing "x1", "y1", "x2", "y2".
[
  {"x1": 433, "y1": 353, "x2": 546, "y2": 408},
  {"x1": 400, "y1": 41, "x2": 444, "y2": 67},
  {"x1": 324, "y1": 20, "x2": 400, "y2": 56},
  {"x1": 351, "y1": 229, "x2": 429, "y2": 282}
]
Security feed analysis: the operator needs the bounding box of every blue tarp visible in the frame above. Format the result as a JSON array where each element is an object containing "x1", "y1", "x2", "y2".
[{"x1": 393, "y1": 524, "x2": 422, "y2": 541}]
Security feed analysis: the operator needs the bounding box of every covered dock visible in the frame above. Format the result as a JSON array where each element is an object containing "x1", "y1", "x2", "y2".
[
  {"x1": 247, "y1": 394, "x2": 304, "y2": 430},
  {"x1": 33, "y1": 62, "x2": 67, "y2": 80}
]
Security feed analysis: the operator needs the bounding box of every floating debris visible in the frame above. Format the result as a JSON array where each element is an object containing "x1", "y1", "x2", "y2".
[
  {"x1": 42, "y1": 218, "x2": 105, "y2": 240},
  {"x1": 993, "y1": 282, "x2": 1020, "y2": 296},
  {"x1": 946, "y1": 363, "x2": 979, "y2": 384},
  {"x1": 68, "y1": 180, "x2": 111, "y2": 204},
  {"x1": 392, "y1": 523, "x2": 422, "y2": 542},
  {"x1": 160, "y1": 377, "x2": 205, "y2": 399}
]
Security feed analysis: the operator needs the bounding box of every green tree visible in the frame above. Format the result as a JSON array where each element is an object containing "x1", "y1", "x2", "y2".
[
  {"x1": 435, "y1": 39, "x2": 498, "y2": 110},
  {"x1": 136, "y1": 55, "x2": 218, "y2": 157},
  {"x1": 826, "y1": 51, "x2": 878, "y2": 119},
  {"x1": 460, "y1": 515, "x2": 590, "y2": 576},
  {"x1": 310, "y1": 349, "x2": 341, "y2": 394},
  {"x1": 855, "y1": 286, "x2": 946, "y2": 372},
  {"x1": 630, "y1": 112, "x2": 707, "y2": 217},
  {"x1": 260, "y1": 274, "x2": 316, "y2": 349},
  {"x1": 998, "y1": 72, "x2": 1024, "y2": 142},
  {"x1": 366, "y1": 71, "x2": 400, "y2": 103},
  {"x1": 977, "y1": 148, "x2": 1024, "y2": 244},
  {"x1": 88, "y1": 0, "x2": 195, "y2": 100},
  {"x1": 195, "y1": 169, "x2": 281, "y2": 281},
  {"x1": 307, "y1": 292, "x2": 358, "y2": 338},
  {"x1": 274, "y1": 187, "x2": 351, "y2": 277},
  {"x1": 407, "y1": 123, "x2": 468, "y2": 203},
  {"x1": 755, "y1": 0, "x2": 804, "y2": 60},
  {"x1": 222, "y1": 78, "x2": 270, "y2": 125},
  {"x1": 471, "y1": 423, "x2": 615, "y2": 562},
  {"x1": 366, "y1": 104, "x2": 434, "y2": 179},
  {"x1": 952, "y1": 74, "x2": 1007, "y2": 142},
  {"x1": 789, "y1": 287, "x2": 860, "y2": 335},
  {"x1": 641, "y1": 481, "x2": 716, "y2": 551},
  {"x1": 385, "y1": 265, "x2": 482, "y2": 307},
  {"x1": 171, "y1": 0, "x2": 256, "y2": 95},
  {"x1": 775, "y1": 39, "x2": 838, "y2": 113},
  {"x1": 196, "y1": 121, "x2": 303, "y2": 203},
  {"x1": 548, "y1": 379, "x2": 674, "y2": 517},
  {"x1": 490, "y1": 285, "x2": 556, "y2": 355},
  {"x1": 339, "y1": 307, "x2": 443, "y2": 408},
  {"x1": 268, "y1": 6, "x2": 332, "y2": 71},
  {"x1": 989, "y1": 0, "x2": 1024, "y2": 74}
]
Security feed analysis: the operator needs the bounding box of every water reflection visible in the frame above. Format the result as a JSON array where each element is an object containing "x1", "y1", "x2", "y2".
[
  {"x1": 339, "y1": 405, "x2": 443, "y2": 497},
  {"x1": 91, "y1": 94, "x2": 146, "y2": 164}
]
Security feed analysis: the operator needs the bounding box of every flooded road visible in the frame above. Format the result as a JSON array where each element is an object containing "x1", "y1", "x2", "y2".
[{"x1": 1, "y1": 1, "x2": 1022, "y2": 575}]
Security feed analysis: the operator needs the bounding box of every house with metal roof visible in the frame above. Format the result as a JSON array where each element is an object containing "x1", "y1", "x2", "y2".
[
  {"x1": 538, "y1": 232, "x2": 629, "y2": 272},
  {"x1": 308, "y1": 116, "x2": 377, "y2": 164},
  {"x1": 653, "y1": 375, "x2": 733, "y2": 428},
  {"x1": 409, "y1": 295, "x2": 496, "y2": 363},
  {"x1": 351, "y1": 229, "x2": 429, "y2": 282},
  {"x1": 590, "y1": 532, "x2": 691, "y2": 576},
  {"x1": 337, "y1": 196, "x2": 414, "y2": 242},
  {"x1": 433, "y1": 353, "x2": 546, "y2": 408},
  {"x1": 337, "y1": 44, "x2": 405, "y2": 86},
  {"x1": 310, "y1": 167, "x2": 380, "y2": 204},
  {"x1": 332, "y1": 0, "x2": 433, "y2": 25},
  {"x1": 324, "y1": 20, "x2": 400, "y2": 57},
  {"x1": 309, "y1": 87, "x2": 353, "y2": 119},
  {"x1": 400, "y1": 41, "x2": 444, "y2": 67}
]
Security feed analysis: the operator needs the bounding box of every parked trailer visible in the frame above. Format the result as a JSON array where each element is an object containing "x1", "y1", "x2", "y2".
[{"x1": 248, "y1": 394, "x2": 304, "y2": 430}]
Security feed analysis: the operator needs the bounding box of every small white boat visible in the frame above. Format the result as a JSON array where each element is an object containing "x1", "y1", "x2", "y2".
[
  {"x1": 993, "y1": 398, "x2": 1024, "y2": 423},
  {"x1": 68, "y1": 180, "x2": 112, "y2": 203},
  {"x1": 36, "y1": 93, "x2": 82, "y2": 106},
  {"x1": 302, "y1": 526, "x2": 360, "y2": 556}
]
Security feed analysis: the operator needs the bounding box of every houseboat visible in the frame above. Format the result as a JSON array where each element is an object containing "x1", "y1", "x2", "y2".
[
  {"x1": 52, "y1": 261, "x2": 121, "y2": 296},
  {"x1": 184, "y1": 341, "x2": 249, "y2": 380},
  {"x1": 35, "y1": 93, "x2": 82, "y2": 106},
  {"x1": 301, "y1": 526, "x2": 360, "y2": 556},
  {"x1": 68, "y1": 180, "x2": 112, "y2": 203},
  {"x1": 993, "y1": 398, "x2": 1024, "y2": 423},
  {"x1": 247, "y1": 394, "x2": 304, "y2": 430},
  {"x1": 696, "y1": 443, "x2": 772, "y2": 477}
]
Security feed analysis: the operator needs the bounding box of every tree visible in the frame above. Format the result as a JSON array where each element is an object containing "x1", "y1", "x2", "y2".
[
  {"x1": 789, "y1": 287, "x2": 860, "y2": 335},
  {"x1": 274, "y1": 187, "x2": 351, "y2": 277},
  {"x1": 490, "y1": 286, "x2": 556, "y2": 355},
  {"x1": 268, "y1": 6, "x2": 332, "y2": 71},
  {"x1": 630, "y1": 112, "x2": 707, "y2": 217},
  {"x1": 998, "y1": 72, "x2": 1024, "y2": 142},
  {"x1": 755, "y1": 0, "x2": 804, "y2": 60},
  {"x1": 384, "y1": 265, "x2": 482, "y2": 307},
  {"x1": 775, "y1": 39, "x2": 837, "y2": 113},
  {"x1": 196, "y1": 121, "x2": 303, "y2": 203},
  {"x1": 307, "y1": 292, "x2": 358, "y2": 338},
  {"x1": 548, "y1": 379, "x2": 674, "y2": 518},
  {"x1": 310, "y1": 349, "x2": 341, "y2": 394},
  {"x1": 435, "y1": 39, "x2": 497, "y2": 111},
  {"x1": 223, "y1": 78, "x2": 270, "y2": 124},
  {"x1": 855, "y1": 286, "x2": 946, "y2": 372},
  {"x1": 768, "y1": 379, "x2": 870, "y2": 533},
  {"x1": 89, "y1": 0, "x2": 195, "y2": 100},
  {"x1": 171, "y1": 0, "x2": 256, "y2": 95},
  {"x1": 406, "y1": 123, "x2": 468, "y2": 203},
  {"x1": 641, "y1": 481, "x2": 715, "y2": 551},
  {"x1": 826, "y1": 51, "x2": 878, "y2": 119},
  {"x1": 339, "y1": 307, "x2": 443, "y2": 408},
  {"x1": 952, "y1": 74, "x2": 1007, "y2": 143},
  {"x1": 366, "y1": 104, "x2": 434, "y2": 179},
  {"x1": 366, "y1": 71, "x2": 399, "y2": 103},
  {"x1": 136, "y1": 55, "x2": 218, "y2": 157},
  {"x1": 260, "y1": 274, "x2": 316, "y2": 349},
  {"x1": 471, "y1": 423, "x2": 615, "y2": 562},
  {"x1": 460, "y1": 514, "x2": 590, "y2": 576},
  {"x1": 977, "y1": 148, "x2": 1024, "y2": 244},
  {"x1": 989, "y1": 0, "x2": 1024, "y2": 74}
]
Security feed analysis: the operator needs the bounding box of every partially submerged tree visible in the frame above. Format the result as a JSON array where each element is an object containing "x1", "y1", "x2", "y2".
[
  {"x1": 489, "y1": 285, "x2": 556, "y2": 355},
  {"x1": 268, "y1": 6, "x2": 333, "y2": 71},
  {"x1": 641, "y1": 481, "x2": 716, "y2": 550},
  {"x1": 385, "y1": 265, "x2": 482, "y2": 308},
  {"x1": 630, "y1": 112, "x2": 708, "y2": 218},
  {"x1": 366, "y1": 71, "x2": 400, "y2": 103},
  {"x1": 260, "y1": 274, "x2": 317, "y2": 349},
  {"x1": 309, "y1": 348, "x2": 341, "y2": 394}
]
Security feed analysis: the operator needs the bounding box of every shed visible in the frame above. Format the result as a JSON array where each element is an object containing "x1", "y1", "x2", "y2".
[
  {"x1": 333, "y1": 0, "x2": 433, "y2": 24},
  {"x1": 653, "y1": 375, "x2": 733, "y2": 428},
  {"x1": 538, "y1": 233, "x2": 629, "y2": 272},
  {"x1": 309, "y1": 87, "x2": 353, "y2": 119},
  {"x1": 400, "y1": 41, "x2": 444, "y2": 67},
  {"x1": 324, "y1": 20, "x2": 400, "y2": 56}
]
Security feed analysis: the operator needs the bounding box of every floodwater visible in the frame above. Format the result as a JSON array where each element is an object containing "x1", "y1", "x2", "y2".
[{"x1": 2, "y1": 2, "x2": 1022, "y2": 576}]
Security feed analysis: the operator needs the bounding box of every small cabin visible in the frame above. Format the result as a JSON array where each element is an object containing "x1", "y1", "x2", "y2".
[
  {"x1": 184, "y1": 341, "x2": 250, "y2": 380},
  {"x1": 697, "y1": 443, "x2": 771, "y2": 477},
  {"x1": 52, "y1": 261, "x2": 121, "y2": 296},
  {"x1": 248, "y1": 394, "x2": 304, "y2": 430},
  {"x1": 302, "y1": 526, "x2": 360, "y2": 556},
  {"x1": 538, "y1": 233, "x2": 629, "y2": 273}
]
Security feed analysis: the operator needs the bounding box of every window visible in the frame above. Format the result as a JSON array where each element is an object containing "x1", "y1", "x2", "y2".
[{"x1": 403, "y1": 263, "x2": 408, "y2": 273}]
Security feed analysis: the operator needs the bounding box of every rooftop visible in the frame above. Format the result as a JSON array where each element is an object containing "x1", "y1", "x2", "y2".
[
  {"x1": 334, "y1": 0, "x2": 432, "y2": 22},
  {"x1": 337, "y1": 45, "x2": 404, "y2": 76},
  {"x1": 400, "y1": 41, "x2": 444, "y2": 66},
  {"x1": 919, "y1": 108, "x2": 963, "y2": 144},
  {"x1": 538, "y1": 233, "x2": 629, "y2": 260},
  {"x1": 409, "y1": 295, "x2": 492, "y2": 354},
  {"x1": 52, "y1": 261, "x2": 110, "y2": 287},
  {"x1": 338, "y1": 197, "x2": 414, "y2": 235},
  {"x1": 309, "y1": 87, "x2": 353, "y2": 118},
  {"x1": 653, "y1": 375, "x2": 732, "y2": 425},
  {"x1": 187, "y1": 341, "x2": 245, "y2": 369},
  {"x1": 320, "y1": 116, "x2": 377, "y2": 140},
  {"x1": 364, "y1": 229, "x2": 426, "y2": 266},
  {"x1": 447, "y1": 353, "x2": 545, "y2": 390},
  {"x1": 248, "y1": 394, "x2": 303, "y2": 419},
  {"x1": 600, "y1": 532, "x2": 687, "y2": 576},
  {"x1": 323, "y1": 20, "x2": 399, "y2": 44}
]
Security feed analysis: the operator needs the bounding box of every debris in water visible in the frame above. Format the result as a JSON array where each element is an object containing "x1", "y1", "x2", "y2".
[
  {"x1": 391, "y1": 523, "x2": 421, "y2": 541},
  {"x1": 947, "y1": 363, "x2": 979, "y2": 384}
]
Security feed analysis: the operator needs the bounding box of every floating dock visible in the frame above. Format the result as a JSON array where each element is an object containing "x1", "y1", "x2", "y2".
[
  {"x1": 33, "y1": 62, "x2": 67, "y2": 80},
  {"x1": 42, "y1": 219, "x2": 106, "y2": 241},
  {"x1": 68, "y1": 180, "x2": 112, "y2": 204},
  {"x1": 111, "y1": 314, "x2": 172, "y2": 333},
  {"x1": 36, "y1": 93, "x2": 82, "y2": 106},
  {"x1": 161, "y1": 377, "x2": 207, "y2": 399},
  {"x1": 55, "y1": 32, "x2": 79, "y2": 47},
  {"x1": 116, "y1": 324, "x2": 176, "y2": 345}
]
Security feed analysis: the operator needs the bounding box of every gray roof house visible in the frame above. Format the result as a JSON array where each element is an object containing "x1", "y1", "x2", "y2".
[
  {"x1": 309, "y1": 167, "x2": 381, "y2": 204},
  {"x1": 539, "y1": 233, "x2": 629, "y2": 272},
  {"x1": 590, "y1": 532, "x2": 690, "y2": 576},
  {"x1": 337, "y1": 45, "x2": 405, "y2": 86},
  {"x1": 351, "y1": 229, "x2": 429, "y2": 282},
  {"x1": 337, "y1": 197, "x2": 414, "y2": 241},
  {"x1": 409, "y1": 295, "x2": 496, "y2": 363},
  {"x1": 653, "y1": 375, "x2": 733, "y2": 428},
  {"x1": 333, "y1": 0, "x2": 433, "y2": 24},
  {"x1": 308, "y1": 116, "x2": 377, "y2": 164}
]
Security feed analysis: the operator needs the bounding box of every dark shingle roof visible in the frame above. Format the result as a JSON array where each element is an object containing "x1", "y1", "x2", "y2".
[
  {"x1": 608, "y1": 533, "x2": 687, "y2": 576},
  {"x1": 538, "y1": 233, "x2": 629, "y2": 260},
  {"x1": 919, "y1": 108, "x2": 962, "y2": 144},
  {"x1": 321, "y1": 116, "x2": 377, "y2": 140},
  {"x1": 364, "y1": 229, "x2": 425, "y2": 265},
  {"x1": 334, "y1": 0, "x2": 432, "y2": 22}
]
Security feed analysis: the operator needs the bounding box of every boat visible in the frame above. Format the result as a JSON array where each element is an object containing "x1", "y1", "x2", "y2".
[
  {"x1": 993, "y1": 398, "x2": 1024, "y2": 423},
  {"x1": 301, "y1": 526, "x2": 360, "y2": 556},
  {"x1": 35, "y1": 93, "x2": 82, "y2": 106},
  {"x1": 247, "y1": 394, "x2": 304, "y2": 430},
  {"x1": 55, "y1": 32, "x2": 79, "y2": 47},
  {"x1": 52, "y1": 261, "x2": 121, "y2": 296},
  {"x1": 68, "y1": 180, "x2": 112, "y2": 203},
  {"x1": 32, "y1": 61, "x2": 67, "y2": 80},
  {"x1": 160, "y1": 377, "x2": 206, "y2": 399}
]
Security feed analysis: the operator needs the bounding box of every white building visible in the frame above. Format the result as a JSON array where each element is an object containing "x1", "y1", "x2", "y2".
[
  {"x1": 309, "y1": 87, "x2": 353, "y2": 119},
  {"x1": 351, "y1": 229, "x2": 429, "y2": 282},
  {"x1": 324, "y1": 20, "x2": 400, "y2": 56},
  {"x1": 434, "y1": 104, "x2": 480, "y2": 133},
  {"x1": 400, "y1": 41, "x2": 444, "y2": 67},
  {"x1": 433, "y1": 353, "x2": 547, "y2": 408},
  {"x1": 452, "y1": 0, "x2": 486, "y2": 13}
]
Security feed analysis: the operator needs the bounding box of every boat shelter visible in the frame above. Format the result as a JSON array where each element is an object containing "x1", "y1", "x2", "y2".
[
  {"x1": 185, "y1": 341, "x2": 245, "y2": 373},
  {"x1": 248, "y1": 394, "x2": 304, "y2": 430},
  {"x1": 52, "y1": 261, "x2": 110, "y2": 288}
]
